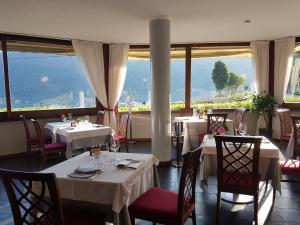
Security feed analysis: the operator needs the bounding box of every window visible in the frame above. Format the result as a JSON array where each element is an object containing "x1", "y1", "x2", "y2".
[
  {"x1": 284, "y1": 45, "x2": 300, "y2": 103},
  {"x1": 191, "y1": 46, "x2": 254, "y2": 109},
  {"x1": 119, "y1": 47, "x2": 186, "y2": 112},
  {"x1": 0, "y1": 42, "x2": 6, "y2": 112},
  {"x1": 6, "y1": 41, "x2": 95, "y2": 111}
]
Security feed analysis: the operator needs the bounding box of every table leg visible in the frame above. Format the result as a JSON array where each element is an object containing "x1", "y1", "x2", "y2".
[{"x1": 172, "y1": 136, "x2": 183, "y2": 168}]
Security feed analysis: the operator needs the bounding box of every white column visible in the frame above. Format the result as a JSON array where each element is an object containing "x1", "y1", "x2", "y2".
[{"x1": 150, "y1": 18, "x2": 171, "y2": 162}]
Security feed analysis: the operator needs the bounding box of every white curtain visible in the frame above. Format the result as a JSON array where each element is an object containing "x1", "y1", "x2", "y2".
[
  {"x1": 72, "y1": 40, "x2": 109, "y2": 126},
  {"x1": 274, "y1": 37, "x2": 295, "y2": 104},
  {"x1": 290, "y1": 58, "x2": 300, "y2": 96},
  {"x1": 108, "y1": 44, "x2": 129, "y2": 132},
  {"x1": 250, "y1": 41, "x2": 270, "y2": 93}
]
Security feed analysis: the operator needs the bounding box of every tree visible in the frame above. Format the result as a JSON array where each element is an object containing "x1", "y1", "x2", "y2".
[
  {"x1": 227, "y1": 72, "x2": 246, "y2": 94},
  {"x1": 212, "y1": 61, "x2": 229, "y2": 92}
]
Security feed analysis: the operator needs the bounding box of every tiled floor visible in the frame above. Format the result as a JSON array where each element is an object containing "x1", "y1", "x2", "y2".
[{"x1": 0, "y1": 141, "x2": 300, "y2": 225}]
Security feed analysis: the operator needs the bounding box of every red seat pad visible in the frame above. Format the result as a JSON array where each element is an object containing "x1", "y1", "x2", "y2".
[
  {"x1": 280, "y1": 159, "x2": 300, "y2": 172},
  {"x1": 129, "y1": 187, "x2": 178, "y2": 220},
  {"x1": 44, "y1": 142, "x2": 67, "y2": 151},
  {"x1": 222, "y1": 171, "x2": 260, "y2": 188},
  {"x1": 30, "y1": 136, "x2": 52, "y2": 144},
  {"x1": 114, "y1": 135, "x2": 127, "y2": 141}
]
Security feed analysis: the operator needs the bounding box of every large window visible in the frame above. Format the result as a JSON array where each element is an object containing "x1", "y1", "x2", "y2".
[
  {"x1": 6, "y1": 41, "x2": 95, "y2": 111},
  {"x1": 284, "y1": 45, "x2": 300, "y2": 103},
  {"x1": 0, "y1": 42, "x2": 6, "y2": 112},
  {"x1": 191, "y1": 46, "x2": 254, "y2": 109},
  {"x1": 119, "y1": 48, "x2": 185, "y2": 112}
]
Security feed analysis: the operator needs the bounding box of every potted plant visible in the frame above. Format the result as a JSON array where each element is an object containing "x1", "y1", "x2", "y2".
[{"x1": 250, "y1": 91, "x2": 277, "y2": 138}]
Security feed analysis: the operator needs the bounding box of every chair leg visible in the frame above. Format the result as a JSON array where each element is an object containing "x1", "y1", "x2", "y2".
[
  {"x1": 254, "y1": 194, "x2": 258, "y2": 225},
  {"x1": 126, "y1": 142, "x2": 129, "y2": 153},
  {"x1": 272, "y1": 187, "x2": 276, "y2": 206},
  {"x1": 216, "y1": 191, "x2": 221, "y2": 225},
  {"x1": 192, "y1": 209, "x2": 197, "y2": 225},
  {"x1": 265, "y1": 180, "x2": 269, "y2": 194},
  {"x1": 152, "y1": 222, "x2": 156, "y2": 225},
  {"x1": 130, "y1": 216, "x2": 135, "y2": 225}
]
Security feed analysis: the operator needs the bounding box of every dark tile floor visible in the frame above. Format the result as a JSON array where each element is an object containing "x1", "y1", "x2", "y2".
[{"x1": 0, "y1": 141, "x2": 300, "y2": 225}]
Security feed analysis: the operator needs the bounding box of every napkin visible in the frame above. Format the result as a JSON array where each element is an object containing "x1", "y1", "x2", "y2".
[{"x1": 117, "y1": 159, "x2": 144, "y2": 169}]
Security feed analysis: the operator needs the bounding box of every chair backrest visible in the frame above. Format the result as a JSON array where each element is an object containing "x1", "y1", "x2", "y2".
[
  {"x1": 291, "y1": 115, "x2": 300, "y2": 157},
  {"x1": 207, "y1": 113, "x2": 227, "y2": 134},
  {"x1": 177, "y1": 147, "x2": 202, "y2": 219},
  {"x1": 233, "y1": 108, "x2": 248, "y2": 135},
  {"x1": 97, "y1": 110, "x2": 105, "y2": 125},
  {"x1": 0, "y1": 169, "x2": 64, "y2": 225},
  {"x1": 214, "y1": 135, "x2": 262, "y2": 193},
  {"x1": 117, "y1": 112, "x2": 131, "y2": 137},
  {"x1": 31, "y1": 119, "x2": 44, "y2": 148},
  {"x1": 20, "y1": 115, "x2": 31, "y2": 144},
  {"x1": 277, "y1": 109, "x2": 293, "y2": 138}
]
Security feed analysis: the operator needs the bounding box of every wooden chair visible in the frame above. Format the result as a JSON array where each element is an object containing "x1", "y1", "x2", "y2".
[
  {"x1": 214, "y1": 135, "x2": 263, "y2": 225},
  {"x1": 31, "y1": 119, "x2": 67, "y2": 166},
  {"x1": 20, "y1": 115, "x2": 51, "y2": 153},
  {"x1": 96, "y1": 110, "x2": 105, "y2": 125},
  {"x1": 0, "y1": 169, "x2": 105, "y2": 225},
  {"x1": 277, "y1": 109, "x2": 292, "y2": 148},
  {"x1": 129, "y1": 147, "x2": 202, "y2": 225},
  {"x1": 233, "y1": 108, "x2": 249, "y2": 135},
  {"x1": 291, "y1": 115, "x2": 300, "y2": 158},
  {"x1": 207, "y1": 113, "x2": 227, "y2": 134},
  {"x1": 114, "y1": 112, "x2": 131, "y2": 152}
]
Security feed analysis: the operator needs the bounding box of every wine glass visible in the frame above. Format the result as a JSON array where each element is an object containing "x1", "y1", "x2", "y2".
[
  {"x1": 239, "y1": 122, "x2": 247, "y2": 136},
  {"x1": 83, "y1": 115, "x2": 89, "y2": 124}
]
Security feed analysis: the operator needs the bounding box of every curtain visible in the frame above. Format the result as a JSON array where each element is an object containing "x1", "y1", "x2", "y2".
[
  {"x1": 108, "y1": 44, "x2": 129, "y2": 132},
  {"x1": 274, "y1": 37, "x2": 295, "y2": 104},
  {"x1": 290, "y1": 58, "x2": 300, "y2": 96},
  {"x1": 72, "y1": 40, "x2": 109, "y2": 125},
  {"x1": 250, "y1": 41, "x2": 270, "y2": 93}
]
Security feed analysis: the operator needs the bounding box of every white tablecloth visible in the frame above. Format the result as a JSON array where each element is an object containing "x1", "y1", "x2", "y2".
[
  {"x1": 200, "y1": 135, "x2": 284, "y2": 192},
  {"x1": 45, "y1": 122, "x2": 112, "y2": 158},
  {"x1": 175, "y1": 117, "x2": 234, "y2": 155},
  {"x1": 37, "y1": 152, "x2": 159, "y2": 225}
]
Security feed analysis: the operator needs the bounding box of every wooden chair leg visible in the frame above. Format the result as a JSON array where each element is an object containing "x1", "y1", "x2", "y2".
[
  {"x1": 126, "y1": 143, "x2": 129, "y2": 153},
  {"x1": 265, "y1": 180, "x2": 269, "y2": 194},
  {"x1": 272, "y1": 187, "x2": 276, "y2": 206},
  {"x1": 216, "y1": 191, "x2": 221, "y2": 225},
  {"x1": 130, "y1": 216, "x2": 135, "y2": 225},
  {"x1": 254, "y1": 194, "x2": 258, "y2": 225},
  {"x1": 152, "y1": 222, "x2": 156, "y2": 225},
  {"x1": 192, "y1": 209, "x2": 197, "y2": 225}
]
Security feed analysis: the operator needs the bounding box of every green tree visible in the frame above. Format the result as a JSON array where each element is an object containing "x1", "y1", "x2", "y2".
[
  {"x1": 212, "y1": 61, "x2": 229, "y2": 92},
  {"x1": 227, "y1": 72, "x2": 246, "y2": 94}
]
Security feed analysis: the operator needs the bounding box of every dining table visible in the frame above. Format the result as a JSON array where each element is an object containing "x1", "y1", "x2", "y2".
[
  {"x1": 173, "y1": 116, "x2": 234, "y2": 155},
  {"x1": 34, "y1": 151, "x2": 159, "y2": 225},
  {"x1": 44, "y1": 121, "x2": 112, "y2": 158},
  {"x1": 200, "y1": 134, "x2": 285, "y2": 193}
]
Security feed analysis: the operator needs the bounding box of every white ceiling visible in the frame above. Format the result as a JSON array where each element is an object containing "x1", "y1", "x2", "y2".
[{"x1": 0, "y1": 0, "x2": 300, "y2": 44}]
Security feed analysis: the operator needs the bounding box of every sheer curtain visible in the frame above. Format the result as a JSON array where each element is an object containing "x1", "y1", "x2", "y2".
[
  {"x1": 108, "y1": 44, "x2": 129, "y2": 132},
  {"x1": 72, "y1": 40, "x2": 109, "y2": 125},
  {"x1": 290, "y1": 58, "x2": 300, "y2": 96},
  {"x1": 250, "y1": 41, "x2": 270, "y2": 93},
  {"x1": 274, "y1": 37, "x2": 295, "y2": 104}
]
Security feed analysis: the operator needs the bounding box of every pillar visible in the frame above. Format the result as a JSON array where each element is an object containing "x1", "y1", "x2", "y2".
[{"x1": 150, "y1": 18, "x2": 171, "y2": 162}]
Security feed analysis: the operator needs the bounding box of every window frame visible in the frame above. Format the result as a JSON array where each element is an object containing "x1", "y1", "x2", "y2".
[
  {"x1": 126, "y1": 43, "x2": 251, "y2": 113},
  {"x1": 0, "y1": 33, "x2": 101, "y2": 121}
]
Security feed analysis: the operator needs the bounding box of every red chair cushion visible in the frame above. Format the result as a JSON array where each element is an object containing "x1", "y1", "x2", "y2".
[
  {"x1": 63, "y1": 210, "x2": 105, "y2": 225},
  {"x1": 129, "y1": 187, "x2": 178, "y2": 220},
  {"x1": 280, "y1": 159, "x2": 300, "y2": 175},
  {"x1": 30, "y1": 136, "x2": 52, "y2": 144},
  {"x1": 114, "y1": 135, "x2": 127, "y2": 141},
  {"x1": 222, "y1": 172, "x2": 260, "y2": 188},
  {"x1": 44, "y1": 142, "x2": 67, "y2": 151}
]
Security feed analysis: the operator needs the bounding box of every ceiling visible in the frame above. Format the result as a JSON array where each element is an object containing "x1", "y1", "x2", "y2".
[{"x1": 0, "y1": 0, "x2": 300, "y2": 44}]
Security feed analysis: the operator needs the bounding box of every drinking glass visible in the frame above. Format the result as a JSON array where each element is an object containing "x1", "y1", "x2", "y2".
[
  {"x1": 239, "y1": 122, "x2": 247, "y2": 136},
  {"x1": 84, "y1": 115, "x2": 89, "y2": 123}
]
